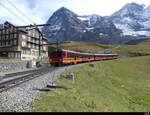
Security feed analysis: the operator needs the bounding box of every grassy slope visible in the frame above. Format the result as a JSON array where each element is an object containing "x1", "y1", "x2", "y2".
[
  {"x1": 49, "y1": 40, "x2": 150, "y2": 56},
  {"x1": 32, "y1": 56, "x2": 150, "y2": 112},
  {"x1": 49, "y1": 41, "x2": 116, "y2": 53},
  {"x1": 112, "y1": 40, "x2": 150, "y2": 56}
]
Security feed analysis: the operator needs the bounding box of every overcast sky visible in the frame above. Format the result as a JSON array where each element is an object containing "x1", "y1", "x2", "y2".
[{"x1": 0, "y1": 0, "x2": 150, "y2": 26}]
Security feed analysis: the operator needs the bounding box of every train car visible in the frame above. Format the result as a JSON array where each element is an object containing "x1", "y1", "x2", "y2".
[
  {"x1": 49, "y1": 49, "x2": 118, "y2": 66},
  {"x1": 94, "y1": 54, "x2": 118, "y2": 61}
]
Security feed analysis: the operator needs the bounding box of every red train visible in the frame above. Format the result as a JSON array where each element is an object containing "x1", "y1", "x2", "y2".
[{"x1": 49, "y1": 49, "x2": 118, "y2": 66}]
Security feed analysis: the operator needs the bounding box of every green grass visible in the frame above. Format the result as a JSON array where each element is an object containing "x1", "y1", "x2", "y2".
[
  {"x1": 112, "y1": 40, "x2": 150, "y2": 56},
  {"x1": 31, "y1": 56, "x2": 150, "y2": 112},
  {"x1": 48, "y1": 40, "x2": 150, "y2": 57},
  {"x1": 49, "y1": 41, "x2": 116, "y2": 53}
]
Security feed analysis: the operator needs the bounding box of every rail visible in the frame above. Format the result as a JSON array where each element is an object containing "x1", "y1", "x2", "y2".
[{"x1": 0, "y1": 66, "x2": 57, "y2": 92}]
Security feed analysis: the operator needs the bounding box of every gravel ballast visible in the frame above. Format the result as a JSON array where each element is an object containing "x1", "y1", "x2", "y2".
[{"x1": 0, "y1": 64, "x2": 85, "y2": 112}]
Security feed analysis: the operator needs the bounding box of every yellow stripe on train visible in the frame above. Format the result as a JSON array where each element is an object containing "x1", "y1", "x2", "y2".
[{"x1": 50, "y1": 60, "x2": 81, "y2": 63}]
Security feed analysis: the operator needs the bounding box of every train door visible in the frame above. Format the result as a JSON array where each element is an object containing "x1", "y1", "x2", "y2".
[{"x1": 62, "y1": 51, "x2": 67, "y2": 58}]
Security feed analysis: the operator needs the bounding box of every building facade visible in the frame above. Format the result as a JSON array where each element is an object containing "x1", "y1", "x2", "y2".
[{"x1": 0, "y1": 21, "x2": 48, "y2": 60}]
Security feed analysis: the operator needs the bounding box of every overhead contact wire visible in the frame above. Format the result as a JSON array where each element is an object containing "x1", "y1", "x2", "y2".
[
  {"x1": 0, "y1": 2, "x2": 27, "y2": 25},
  {"x1": 6, "y1": 0, "x2": 35, "y2": 24}
]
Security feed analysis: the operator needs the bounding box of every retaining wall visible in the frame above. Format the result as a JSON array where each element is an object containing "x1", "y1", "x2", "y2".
[{"x1": 0, "y1": 61, "x2": 28, "y2": 73}]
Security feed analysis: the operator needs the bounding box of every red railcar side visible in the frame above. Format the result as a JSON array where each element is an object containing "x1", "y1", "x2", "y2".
[{"x1": 49, "y1": 49, "x2": 118, "y2": 66}]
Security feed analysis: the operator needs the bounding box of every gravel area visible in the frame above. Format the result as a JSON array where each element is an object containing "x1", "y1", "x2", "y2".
[{"x1": 0, "y1": 63, "x2": 86, "y2": 112}]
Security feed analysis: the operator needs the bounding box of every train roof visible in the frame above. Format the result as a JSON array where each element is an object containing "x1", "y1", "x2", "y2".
[{"x1": 61, "y1": 49, "x2": 118, "y2": 56}]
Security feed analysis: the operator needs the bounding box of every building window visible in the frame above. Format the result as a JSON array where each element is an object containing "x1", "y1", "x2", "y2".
[
  {"x1": 17, "y1": 53, "x2": 20, "y2": 58},
  {"x1": 6, "y1": 41, "x2": 8, "y2": 46},
  {"x1": 28, "y1": 31, "x2": 31, "y2": 36},
  {"x1": 32, "y1": 33, "x2": 35, "y2": 37},
  {"x1": 14, "y1": 33, "x2": 17, "y2": 38},
  {"x1": 10, "y1": 40, "x2": 12, "y2": 45},
  {"x1": 13, "y1": 28, "x2": 17, "y2": 32},
  {"x1": 2, "y1": 42, "x2": 5, "y2": 46},
  {"x1": 10, "y1": 52, "x2": 14, "y2": 57},
  {"x1": 28, "y1": 43, "x2": 31, "y2": 48},
  {"x1": 6, "y1": 35, "x2": 9, "y2": 39},
  {"x1": 28, "y1": 37, "x2": 31, "y2": 41},
  {"x1": 22, "y1": 35, "x2": 26, "y2": 40},
  {"x1": 13, "y1": 40, "x2": 17, "y2": 45},
  {"x1": 43, "y1": 46, "x2": 46, "y2": 51},
  {"x1": 22, "y1": 41, "x2": 26, "y2": 46},
  {"x1": 10, "y1": 27, "x2": 14, "y2": 33},
  {"x1": 2, "y1": 35, "x2": 5, "y2": 40},
  {"x1": 36, "y1": 45, "x2": 38, "y2": 49},
  {"x1": 8, "y1": 41, "x2": 10, "y2": 46},
  {"x1": 33, "y1": 38, "x2": 35, "y2": 43},
  {"x1": 8, "y1": 52, "x2": 11, "y2": 58},
  {"x1": 6, "y1": 29, "x2": 9, "y2": 34},
  {"x1": 10, "y1": 34, "x2": 13, "y2": 39},
  {"x1": 2, "y1": 30, "x2": 5, "y2": 34}
]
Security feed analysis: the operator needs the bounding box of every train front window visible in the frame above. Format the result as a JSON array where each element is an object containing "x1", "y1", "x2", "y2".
[{"x1": 50, "y1": 51, "x2": 62, "y2": 57}]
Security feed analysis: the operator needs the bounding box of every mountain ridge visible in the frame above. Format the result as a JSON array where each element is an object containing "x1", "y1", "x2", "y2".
[{"x1": 42, "y1": 3, "x2": 150, "y2": 44}]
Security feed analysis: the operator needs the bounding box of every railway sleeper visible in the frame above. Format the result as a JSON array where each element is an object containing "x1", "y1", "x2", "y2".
[{"x1": 0, "y1": 69, "x2": 51, "y2": 91}]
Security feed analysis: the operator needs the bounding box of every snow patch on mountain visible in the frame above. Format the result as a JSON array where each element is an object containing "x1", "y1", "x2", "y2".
[
  {"x1": 109, "y1": 2, "x2": 150, "y2": 37},
  {"x1": 115, "y1": 23, "x2": 150, "y2": 36},
  {"x1": 77, "y1": 17, "x2": 89, "y2": 21}
]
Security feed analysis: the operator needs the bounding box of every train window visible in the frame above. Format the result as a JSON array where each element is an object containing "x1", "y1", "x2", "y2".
[
  {"x1": 67, "y1": 52, "x2": 75, "y2": 58},
  {"x1": 78, "y1": 54, "x2": 82, "y2": 58},
  {"x1": 62, "y1": 52, "x2": 66, "y2": 57},
  {"x1": 67, "y1": 52, "x2": 70, "y2": 58}
]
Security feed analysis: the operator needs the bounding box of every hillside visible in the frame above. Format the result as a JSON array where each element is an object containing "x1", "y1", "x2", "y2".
[
  {"x1": 125, "y1": 39, "x2": 149, "y2": 45},
  {"x1": 32, "y1": 56, "x2": 150, "y2": 112},
  {"x1": 48, "y1": 41, "x2": 116, "y2": 53},
  {"x1": 112, "y1": 40, "x2": 150, "y2": 56},
  {"x1": 48, "y1": 40, "x2": 150, "y2": 57}
]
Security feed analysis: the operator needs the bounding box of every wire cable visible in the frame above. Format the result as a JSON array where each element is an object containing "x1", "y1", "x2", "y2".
[
  {"x1": 6, "y1": 0, "x2": 35, "y2": 24},
  {"x1": 0, "y1": 2, "x2": 28, "y2": 25}
]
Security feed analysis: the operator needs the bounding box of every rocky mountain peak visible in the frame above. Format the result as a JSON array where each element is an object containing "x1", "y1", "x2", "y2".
[
  {"x1": 111, "y1": 2, "x2": 144, "y2": 18},
  {"x1": 124, "y1": 2, "x2": 144, "y2": 9},
  {"x1": 53, "y1": 7, "x2": 78, "y2": 18}
]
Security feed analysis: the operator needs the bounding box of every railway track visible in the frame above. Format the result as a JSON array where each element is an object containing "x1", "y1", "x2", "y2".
[
  {"x1": 0, "y1": 57, "x2": 122, "y2": 93},
  {"x1": 0, "y1": 66, "x2": 58, "y2": 93},
  {"x1": 3, "y1": 64, "x2": 50, "y2": 78}
]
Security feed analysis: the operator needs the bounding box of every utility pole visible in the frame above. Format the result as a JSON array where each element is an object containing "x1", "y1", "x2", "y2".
[
  {"x1": 38, "y1": 29, "x2": 42, "y2": 61},
  {"x1": 30, "y1": 24, "x2": 42, "y2": 61},
  {"x1": 38, "y1": 31, "x2": 41, "y2": 60},
  {"x1": 56, "y1": 38, "x2": 59, "y2": 50}
]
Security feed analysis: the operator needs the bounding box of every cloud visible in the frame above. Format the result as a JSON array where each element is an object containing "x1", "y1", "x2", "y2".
[
  {"x1": 0, "y1": 0, "x2": 150, "y2": 26},
  {"x1": 0, "y1": 0, "x2": 45, "y2": 25}
]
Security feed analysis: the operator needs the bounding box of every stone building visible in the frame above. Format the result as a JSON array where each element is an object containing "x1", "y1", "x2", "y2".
[{"x1": 0, "y1": 21, "x2": 48, "y2": 60}]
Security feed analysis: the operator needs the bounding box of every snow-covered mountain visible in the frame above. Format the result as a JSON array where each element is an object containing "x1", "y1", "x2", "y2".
[
  {"x1": 42, "y1": 2, "x2": 150, "y2": 44},
  {"x1": 42, "y1": 7, "x2": 87, "y2": 43},
  {"x1": 42, "y1": 8, "x2": 123, "y2": 44},
  {"x1": 109, "y1": 2, "x2": 150, "y2": 37}
]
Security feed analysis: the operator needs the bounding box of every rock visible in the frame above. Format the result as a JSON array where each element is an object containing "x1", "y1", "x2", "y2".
[{"x1": 66, "y1": 72, "x2": 74, "y2": 80}]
